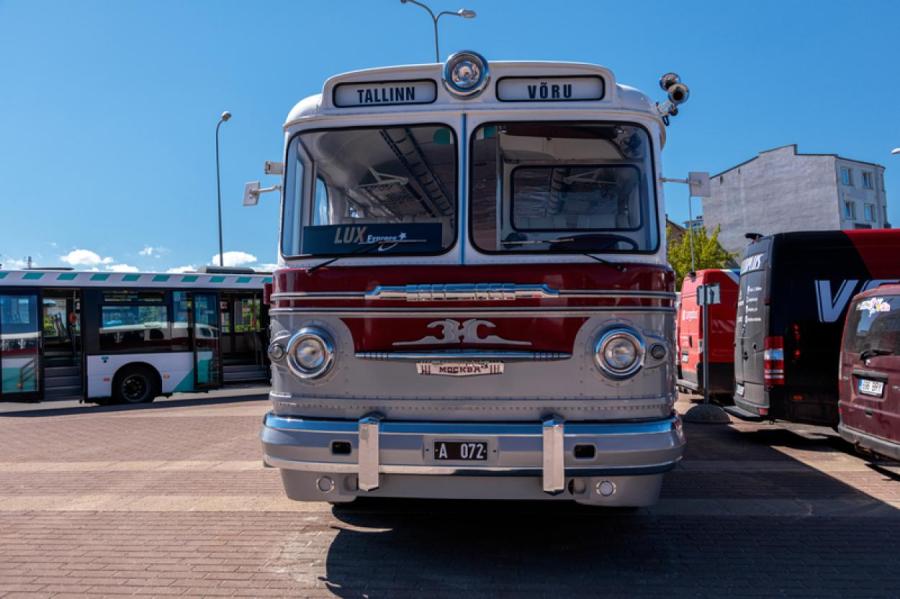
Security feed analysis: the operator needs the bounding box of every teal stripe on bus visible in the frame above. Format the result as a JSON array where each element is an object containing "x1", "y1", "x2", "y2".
[
  {"x1": 57, "y1": 273, "x2": 78, "y2": 281},
  {"x1": 122, "y1": 274, "x2": 140, "y2": 282},
  {"x1": 236, "y1": 276, "x2": 251, "y2": 284},
  {"x1": 263, "y1": 277, "x2": 272, "y2": 284},
  {"x1": 210, "y1": 276, "x2": 225, "y2": 283},
  {"x1": 181, "y1": 275, "x2": 199, "y2": 283},
  {"x1": 152, "y1": 275, "x2": 170, "y2": 282},
  {"x1": 90, "y1": 273, "x2": 110, "y2": 281},
  {"x1": 0, "y1": 272, "x2": 6, "y2": 279},
  {"x1": 23, "y1": 272, "x2": 44, "y2": 280}
]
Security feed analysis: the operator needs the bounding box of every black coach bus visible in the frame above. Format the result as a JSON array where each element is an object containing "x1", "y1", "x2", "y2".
[{"x1": 728, "y1": 230, "x2": 900, "y2": 426}]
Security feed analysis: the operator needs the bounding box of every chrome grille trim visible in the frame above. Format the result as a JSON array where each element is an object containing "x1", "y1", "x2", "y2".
[{"x1": 356, "y1": 350, "x2": 571, "y2": 361}]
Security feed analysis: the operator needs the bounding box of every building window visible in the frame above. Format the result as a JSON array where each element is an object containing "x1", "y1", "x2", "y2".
[
  {"x1": 843, "y1": 200, "x2": 856, "y2": 220},
  {"x1": 864, "y1": 204, "x2": 876, "y2": 222},
  {"x1": 840, "y1": 167, "x2": 853, "y2": 186},
  {"x1": 862, "y1": 172, "x2": 874, "y2": 189}
]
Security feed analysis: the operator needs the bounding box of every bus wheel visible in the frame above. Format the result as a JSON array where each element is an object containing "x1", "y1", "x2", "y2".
[{"x1": 113, "y1": 366, "x2": 160, "y2": 404}]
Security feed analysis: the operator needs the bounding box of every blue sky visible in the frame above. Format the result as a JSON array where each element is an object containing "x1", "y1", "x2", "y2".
[{"x1": 1, "y1": 0, "x2": 898, "y2": 272}]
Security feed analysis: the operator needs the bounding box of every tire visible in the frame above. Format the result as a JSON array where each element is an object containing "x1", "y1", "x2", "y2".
[{"x1": 112, "y1": 365, "x2": 160, "y2": 404}]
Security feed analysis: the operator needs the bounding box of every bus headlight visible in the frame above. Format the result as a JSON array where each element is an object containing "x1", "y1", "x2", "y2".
[
  {"x1": 443, "y1": 50, "x2": 489, "y2": 97},
  {"x1": 286, "y1": 327, "x2": 334, "y2": 380},
  {"x1": 594, "y1": 328, "x2": 644, "y2": 379}
]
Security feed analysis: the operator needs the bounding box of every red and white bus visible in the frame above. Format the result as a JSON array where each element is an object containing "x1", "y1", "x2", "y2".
[{"x1": 257, "y1": 52, "x2": 689, "y2": 506}]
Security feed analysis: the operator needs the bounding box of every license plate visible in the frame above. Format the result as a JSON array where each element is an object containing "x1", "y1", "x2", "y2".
[
  {"x1": 434, "y1": 441, "x2": 488, "y2": 461},
  {"x1": 858, "y1": 378, "x2": 884, "y2": 397},
  {"x1": 736, "y1": 383, "x2": 745, "y2": 396},
  {"x1": 416, "y1": 361, "x2": 504, "y2": 377}
]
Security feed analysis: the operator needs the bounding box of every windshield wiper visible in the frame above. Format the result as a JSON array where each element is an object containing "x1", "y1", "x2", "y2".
[
  {"x1": 502, "y1": 237, "x2": 625, "y2": 271},
  {"x1": 307, "y1": 238, "x2": 427, "y2": 274},
  {"x1": 860, "y1": 348, "x2": 893, "y2": 360}
]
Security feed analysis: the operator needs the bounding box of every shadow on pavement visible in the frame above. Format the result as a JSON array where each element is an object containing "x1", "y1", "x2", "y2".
[
  {"x1": 0, "y1": 391, "x2": 269, "y2": 418},
  {"x1": 314, "y1": 420, "x2": 900, "y2": 598}
]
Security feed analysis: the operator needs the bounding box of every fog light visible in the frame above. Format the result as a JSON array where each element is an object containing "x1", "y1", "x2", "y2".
[
  {"x1": 650, "y1": 343, "x2": 667, "y2": 360},
  {"x1": 267, "y1": 342, "x2": 286, "y2": 361},
  {"x1": 594, "y1": 328, "x2": 644, "y2": 379},
  {"x1": 596, "y1": 480, "x2": 617, "y2": 497},
  {"x1": 286, "y1": 327, "x2": 335, "y2": 379},
  {"x1": 442, "y1": 50, "x2": 489, "y2": 97}
]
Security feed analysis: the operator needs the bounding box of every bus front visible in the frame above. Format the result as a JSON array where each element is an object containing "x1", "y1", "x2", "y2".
[{"x1": 261, "y1": 52, "x2": 686, "y2": 506}]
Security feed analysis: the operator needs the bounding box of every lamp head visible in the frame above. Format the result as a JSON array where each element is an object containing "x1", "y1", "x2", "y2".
[
  {"x1": 220, "y1": 111, "x2": 232, "y2": 122},
  {"x1": 458, "y1": 9, "x2": 476, "y2": 18},
  {"x1": 892, "y1": 148, "x2": 900, "y2": 155}
]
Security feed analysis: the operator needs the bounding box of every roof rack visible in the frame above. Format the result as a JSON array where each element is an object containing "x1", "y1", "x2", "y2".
[{"x1": 197, "y1": 266, "x2": 257, "y2": 275}]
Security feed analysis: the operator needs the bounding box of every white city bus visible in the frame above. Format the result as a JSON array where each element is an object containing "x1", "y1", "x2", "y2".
[
  {"x1": 0, "y1": 268, "x2": 271, "y2": 404},
  {"x1": 256, "y1": 52, "x2": 690, "y2": 506}
]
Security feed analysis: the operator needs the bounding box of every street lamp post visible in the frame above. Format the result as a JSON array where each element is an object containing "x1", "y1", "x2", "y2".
[
  {"x1": 400, "y1": 0, "x2": 476, "y2": 62},
  {"x1": 215, "y1": 111, "x2": 232, "y2": 267}
]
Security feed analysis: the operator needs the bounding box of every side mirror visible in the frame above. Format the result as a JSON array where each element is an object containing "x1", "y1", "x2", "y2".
[
  {"x1": 243, "y1": 181, "x2": 282, "y2": 207},
  {"x1": 243, "y1": 181, "x2": 261, "y2": 206}
]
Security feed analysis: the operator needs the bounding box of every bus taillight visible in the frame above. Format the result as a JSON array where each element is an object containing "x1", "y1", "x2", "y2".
[{"x1": 763, "y1": 335, "x2": 785, "y2": 386}]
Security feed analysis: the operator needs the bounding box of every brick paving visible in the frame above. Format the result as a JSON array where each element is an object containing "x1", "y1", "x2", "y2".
[{"x1": 0, "y1": 392, "x2": 898, "y2": 597}]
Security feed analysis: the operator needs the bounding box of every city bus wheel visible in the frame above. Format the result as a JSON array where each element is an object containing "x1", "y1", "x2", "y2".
[{"x1": 113, "y1": 366, "x2": 160, "y2": 404}]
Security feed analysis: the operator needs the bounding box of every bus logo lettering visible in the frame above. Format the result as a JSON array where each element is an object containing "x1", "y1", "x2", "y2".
[{"x1": 394, "y1": 319, "x2": 531, "y2": 347}]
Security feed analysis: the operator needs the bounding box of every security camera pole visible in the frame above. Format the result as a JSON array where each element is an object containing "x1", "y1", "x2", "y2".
[
  {"x1": 400, "y1": 0, "x2": 476, "y2": 62},
  {"x1": 215, "y1": 111, "x2": 232, "y2": 267}
]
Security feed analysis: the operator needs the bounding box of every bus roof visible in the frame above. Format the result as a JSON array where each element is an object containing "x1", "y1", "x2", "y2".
[
  {"x1": 0, "y1": 269, "x2": 272, "y2": 289},
  {"x1": 285, "y1": 59, "x2": 661, "y2": 129}
]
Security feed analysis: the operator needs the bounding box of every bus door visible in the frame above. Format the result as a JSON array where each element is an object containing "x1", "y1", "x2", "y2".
[
  {"x1": 191, "y1": 292, "x2": 222, "y2": 390},
  {"x1": 0, "y1": 290, "x2": 41, "y2": 401}
]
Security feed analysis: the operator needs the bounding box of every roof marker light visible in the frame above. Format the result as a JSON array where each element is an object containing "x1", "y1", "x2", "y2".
[{"x1": 442, "y1": 50, "x2": 490, "y2": 98}]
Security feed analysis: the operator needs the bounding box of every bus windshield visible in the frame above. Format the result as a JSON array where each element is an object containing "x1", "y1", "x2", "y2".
[
  {"x1": 470, "y1": 122, "x2": 658, "y2": 253},
  {"x1": 282, "y1": 124, "x2": 458, "y2": 257}
]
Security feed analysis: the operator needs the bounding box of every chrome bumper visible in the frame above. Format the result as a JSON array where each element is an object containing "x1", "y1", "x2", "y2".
[{"x1": 261, "y1": 412, "x2": 685, "y2": 494}]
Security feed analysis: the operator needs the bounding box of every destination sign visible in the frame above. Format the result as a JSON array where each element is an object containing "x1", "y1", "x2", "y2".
[
  {"x1": 302, "y1": 223, "x2": 443, "y2": 255},
  {"x1": 333, "y1": 80, "x2": 437, "y2": 108},
  {"x1": 496, "y1": 76, "x2": 605, "y2": 102}
]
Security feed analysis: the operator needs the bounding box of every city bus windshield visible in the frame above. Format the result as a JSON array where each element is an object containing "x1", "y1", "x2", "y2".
[
  {"x1": 470, "y1": 122, "x2": 658, "y2": 253},
  {"x1": 282, "y1": 124, "x2": 457, "y2": 257}
]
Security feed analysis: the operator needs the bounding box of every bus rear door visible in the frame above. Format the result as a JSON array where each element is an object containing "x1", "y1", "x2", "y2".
[
  {"x1": 191, "y1": 292, "x2": 222, "y2": 390},
  {"x1": 0, "y1": 290, "x2": 41, "y2": 401}
]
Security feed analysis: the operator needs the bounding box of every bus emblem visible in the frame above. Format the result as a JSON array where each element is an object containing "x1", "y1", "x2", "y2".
[{"x1": 394, "y1": 319, "x2": 530, "y2": 347}]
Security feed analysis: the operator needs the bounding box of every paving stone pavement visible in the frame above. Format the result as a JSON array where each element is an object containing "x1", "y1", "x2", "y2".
[{"x1": 0, "y1": 391, "x2": 898, "y2": 598}]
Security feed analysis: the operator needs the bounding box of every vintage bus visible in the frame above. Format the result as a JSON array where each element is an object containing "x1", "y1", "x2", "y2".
[
  {"x1": 257, "y1": 52, "x2": 688, "y2": 506},
  {"x1": 0, "y1": 268, "x2": 270, "y2": 404}
]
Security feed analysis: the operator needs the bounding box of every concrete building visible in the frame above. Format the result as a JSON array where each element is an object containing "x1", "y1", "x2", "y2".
[{"x1": 701, "y1": 144, "x2": 889, "y2": 256}]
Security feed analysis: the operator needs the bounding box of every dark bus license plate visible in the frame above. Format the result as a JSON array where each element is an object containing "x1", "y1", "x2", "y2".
[{"x1": 434, "y1": 441, "x2": 488, "y2": 461}]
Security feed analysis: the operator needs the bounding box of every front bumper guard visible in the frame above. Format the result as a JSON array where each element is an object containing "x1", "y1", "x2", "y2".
[{"x1": 262, "y1": 412, "x2": 685, "y2": 494}]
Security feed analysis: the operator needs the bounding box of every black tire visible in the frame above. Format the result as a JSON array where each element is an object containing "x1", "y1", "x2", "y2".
[{"x1": 112, "y1": 365, "x2": 160, "y2": 404}]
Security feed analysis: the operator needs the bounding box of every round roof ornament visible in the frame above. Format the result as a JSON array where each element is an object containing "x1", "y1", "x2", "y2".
[{"x1": 442, "y1": 50, "x2": 490, "y2": 98}]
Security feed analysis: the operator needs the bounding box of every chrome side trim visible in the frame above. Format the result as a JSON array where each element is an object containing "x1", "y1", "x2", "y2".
[
  {"x1": 270, "y1": 288, "x2": 675, "y2": 302},
  {"x1": 356, "y1": 350, "x2": 570, "y2": 361},
  {"x1": 542, "y1": 416, "x2": 566, "y2": 493},
  {"x1": 269, "y1": 307, "x2": 674, "y2": 317},
  {"x1": 366, "y1": 283, "x2": 558, "y2": 301},
  {"x1": 358, "y1": 415, "x2": 381, "y2": 491}
]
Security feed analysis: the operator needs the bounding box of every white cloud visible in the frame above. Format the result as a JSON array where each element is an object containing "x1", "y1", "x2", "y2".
[
  {"x1": 139, "y1": 246, "x2": 167, "y2": 258},
  {"x1": 166, "y1": 265, "x2": 196, "y2": 274},
  {"x1": 60, "y1": 249, "x2": 114, "y2": 267},
  {"x1": 256, "y1": 263, "x2": 280, "y2": 272},
  {"x1": 106, "y1": 263, "x2": 140, "y2": 273},
  {"x1": 1, "y1": 257, "x2": 31, "y2": 270},
  {"x1": 211, "y1": 251, "x2": 257, "y2": 268}
]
